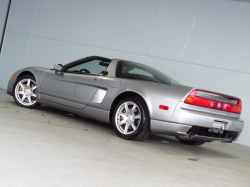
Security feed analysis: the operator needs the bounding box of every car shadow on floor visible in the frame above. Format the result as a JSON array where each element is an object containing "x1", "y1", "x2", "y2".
[
  {"x1": 5, "y1": 101, "x2": 236, "y2": 159},
  {"x1": 142, "y1": 134, "x2": 236, "y2": 159}
]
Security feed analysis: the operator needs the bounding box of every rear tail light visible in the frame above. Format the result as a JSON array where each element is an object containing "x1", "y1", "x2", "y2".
[{"x1": 184, "y1": 89, "x2": 242, "y2": 114}]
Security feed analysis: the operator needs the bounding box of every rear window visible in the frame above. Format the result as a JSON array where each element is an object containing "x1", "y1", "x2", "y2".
[{"x1": 116, "y1": 61, "x2": 180, "y2": 85}]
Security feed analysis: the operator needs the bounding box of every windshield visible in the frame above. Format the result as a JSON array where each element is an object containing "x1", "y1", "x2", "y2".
[{"x1": 116, "y1": 61, "x2": 181, "y2": 85}]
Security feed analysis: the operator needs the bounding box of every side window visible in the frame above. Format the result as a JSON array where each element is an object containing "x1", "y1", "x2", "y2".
[
  {"x1": 122, "y1": 64, "x2": 153, "y2": 77},
  {"x1": 119, "y1": 62, "x2": 160, "y2": 82},
  {"x1": 116, "y1": 61, "x2": 173, "y2": 84},
  {"x1": 66, "y1": 59, "x2": 110, "y2": 74}
]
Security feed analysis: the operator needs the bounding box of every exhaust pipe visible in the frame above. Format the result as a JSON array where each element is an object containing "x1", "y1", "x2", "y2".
[
  {"x1": 188, "y1": 131, "x2": 194, "y2": 139},
  {"x1": 230, "y1": 136, "x2": 235, "y2": 142}
]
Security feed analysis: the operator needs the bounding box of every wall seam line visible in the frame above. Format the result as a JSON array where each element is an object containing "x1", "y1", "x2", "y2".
[
  {"x1": 172, "y1": 17, "x2": 196, "y2": 84},
  {"x1": 144, "y1": 0, "x2": 159, "y2": 65},
  {"x1": 24, "y1": 0, "x2": 40, "y2": 67}
]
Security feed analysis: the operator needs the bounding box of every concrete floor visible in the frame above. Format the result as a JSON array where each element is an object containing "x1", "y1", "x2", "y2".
[{"x1": 0, "y1": 88, "x2": 250, "y2": 187}]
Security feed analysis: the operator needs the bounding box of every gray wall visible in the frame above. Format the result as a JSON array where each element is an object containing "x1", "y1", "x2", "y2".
[{"x1": 0, "y1": 0, "x2": 250, "y2": 146}]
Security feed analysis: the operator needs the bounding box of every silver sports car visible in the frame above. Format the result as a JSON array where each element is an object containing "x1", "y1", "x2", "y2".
[{"x1": 7, "y1": 56, "x2": 244, "y2": 145}]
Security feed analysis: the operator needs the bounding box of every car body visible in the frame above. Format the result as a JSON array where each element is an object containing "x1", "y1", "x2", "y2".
[{"x1": 7, "y1": 56, "x2": 244, "y2": 145}]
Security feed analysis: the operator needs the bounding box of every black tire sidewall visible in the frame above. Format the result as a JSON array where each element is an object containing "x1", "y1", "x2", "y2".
[
  {"x1": 13, "y1": 75, "x2": 39, "y2": 108},
  {"x1": 112, "y1": 97, "x2": 148, "y2": 140}
]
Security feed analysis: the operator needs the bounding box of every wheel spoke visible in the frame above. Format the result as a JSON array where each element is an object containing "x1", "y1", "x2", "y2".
[
  {"x1": 17, "y1": 91, "x2": 24, "y2": 95},
  {"x1": 117, "y1": 112, "x2": 126, "y2": 117},
  {"x1": 32, "y1": 86, "x2": 37, "y2": 90},
  {"x1": 19, "y1": 83, "x2": 25, "y2": 89},
  {"x1": 131, "y1": 104, "x2": 136, "y2": 114},
  {"x1": 131, "y1": 122, "x2": 136, "y2": 130},
  {"x1": 124, "y1": 124, "x2": 129, "y2": 134},
  {"x1": 21, "y1": 95, "x2": 26, "y2": 103},
  {"x1": 27, "y1": 79, "x2": 31, "y2": 87},
  {"x1": 124, "y1": 102, "x2": 129, "y2": 113},
  {"x1": 31, "y1": 93, "x2": 36, "y2": 98},
  {"x1": 117, "y1": 119, "x2": 126, "y2": 126},
  {"x1": 27, "y1": 96, "x2": 32, "y2": 104},
  {"x1": 133, "y1": 115, "x2": 141, "y2": 120}
]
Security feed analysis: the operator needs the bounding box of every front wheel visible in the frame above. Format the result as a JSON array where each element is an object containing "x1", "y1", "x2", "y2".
[
  {"x1": 13, "y1": 75, "x2": 40, "y2": 108},
  {"x1": 112, "y1": 97, "x2": 150, "y2": 140}
]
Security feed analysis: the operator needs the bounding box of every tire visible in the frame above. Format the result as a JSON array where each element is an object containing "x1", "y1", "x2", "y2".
[
  {"x1": 178, "y1": 139, "x2": 206, "y2": 146},
  {"x1": 13, "y1": 75, "x2": 40, "y2": 108},
  {"x1": 112, "y1": 96, "x2": 150, "y2": 140}
]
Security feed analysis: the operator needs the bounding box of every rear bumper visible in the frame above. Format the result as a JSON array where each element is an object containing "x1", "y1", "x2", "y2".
[
  {"x1": 151, "y1": 120, "x2": 192, "y2": 136},
  {"x1": 150, "y1": 120, "x2": 242, "y2": 142},
  {"x1": 172, "y1": 102, "x2": 244, "y2": 132},
  {"x1": 150, "y1": 102, "x2": 244, "y2": 142}
]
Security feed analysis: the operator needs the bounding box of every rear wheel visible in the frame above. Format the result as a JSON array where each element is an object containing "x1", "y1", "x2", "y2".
[
  {"x1": 13, "y1": 75, "x2": 40, "y2": 108},
  {"x1": 112, "y1": 97, "x2": 150, "y2": 140}
]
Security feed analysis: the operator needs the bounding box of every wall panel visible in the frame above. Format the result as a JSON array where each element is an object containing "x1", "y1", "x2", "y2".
[
  {"x1": 6, "y1": 0, "x2": 39, "y2": 35},
  {"x1": 33, "y1": 0, "x2": 158, "y2": 55},
  {"x1": 26, "y1": 36, "x2": 146, "y2": 68},
  {"x1": 0, "y1": 32, "x2": 31, "y2": 87}
]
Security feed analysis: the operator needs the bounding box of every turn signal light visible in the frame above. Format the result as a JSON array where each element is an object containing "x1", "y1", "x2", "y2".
[
  {"x1": 186, "y1": 96, "x2": 194, "y2": 103},
  {"x1": 13, "y1": 77, "x2": 16, "y2": 80},
  {"x1": 184, "y1": 89, "x2": 242, "y2": 114}
]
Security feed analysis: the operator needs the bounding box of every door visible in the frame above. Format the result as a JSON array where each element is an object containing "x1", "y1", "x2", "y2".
[{"x1": 40, "y1": 57, "x2": 111, "y2": 109}]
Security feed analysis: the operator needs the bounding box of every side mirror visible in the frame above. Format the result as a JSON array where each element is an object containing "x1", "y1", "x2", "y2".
[
  {"x1": 54, "y1": 64, "x2": 63, "y2": 74},
  {"x1": 101, "y1": 70, "x2": 108, "y2": 76}
]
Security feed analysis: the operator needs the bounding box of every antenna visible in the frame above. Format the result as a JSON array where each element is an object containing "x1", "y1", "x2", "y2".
[{"x1": 172, "y1": 17, "x2": 196, "y2": 84}]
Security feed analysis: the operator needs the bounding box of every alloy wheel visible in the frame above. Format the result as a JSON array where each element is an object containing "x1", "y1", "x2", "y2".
[
  {"x1": 115, "y1": 101, "x2": 141, "y2": 135},
  {"x1": 15, "y1": 78, "x2": 37, "y2": 106}
]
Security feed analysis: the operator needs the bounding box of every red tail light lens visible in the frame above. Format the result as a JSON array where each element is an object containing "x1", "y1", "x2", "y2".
[{"x1": 184, "y1": 89, "x2": 242, "y2": 114}]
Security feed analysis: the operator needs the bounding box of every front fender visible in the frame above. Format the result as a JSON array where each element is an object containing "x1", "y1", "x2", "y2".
[{"x1": 7, "y1": 67, "x2": 48, "y2": 96}]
